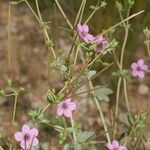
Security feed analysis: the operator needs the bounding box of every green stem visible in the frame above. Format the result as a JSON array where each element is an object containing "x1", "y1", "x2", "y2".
[
  {"x1": 115, "y1": 77, "x2": 122, "y2": 118},
  {"x1": 123, "y1": 78, "x2": 130, "y2": 112},
  {"x1": 89, "y1": 81, "x2": 111, "y2": 143},
  {"x1": 55, "y1": 0, "x2": 73, "y2": 29},
  {"x1": 70, "y1": 115, "x2": 77, "y2": 141},
  {"x1": 12, "y1": 93, "x2": 18, "y2": 123}
]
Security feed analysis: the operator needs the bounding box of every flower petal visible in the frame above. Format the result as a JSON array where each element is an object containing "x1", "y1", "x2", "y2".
[
  {"x1": 112, "y1": 140, "x2": 119, "y2": 148},
  {"x1": 131, "y1": 63, "x2": 137, "y2": 70},
  {"x1": 64, "y1": 109, "x2": 72, "y2": 118},
  {"x1": 14, "y1": 132, "x2": 23, "y2": 142},
  {"x1": 141, "y1": 65, "x2": 148, "y2": 71},
  {"x1": 68, "y1": 102, "x2": 76, "y2": 110},
  {"x1": 57, "y1": 107, "x2": 64, "y2": 116},
  {"x1": 82, "y1": 24, "x2": 89, "y2": 33},
  {"x1": 106, "y1": 143, "x2": 113, "y2": 150},
  {"x1": 138, "y1": 71, "x2": 145, "y2": 79},
  {"x1": 132, "y1": 70, "x2": 138, "y2": 77},
  {"x1": 64, "y1": 98, "x2": 71, "y2": 104},
  {"x1": 77, "y1": 23, "x2": 82, "y2": 32},
  {"x1": 22, "y1": 124, "x2": 30, "y2": 133},
  {"x1": 32, "y1": 138, "x2": 39, "y2": 146},
  {"x1": 119, "y1": 146, "x2": 128, "y2": 150},
  {"x1": 30, "y1": 128, "x2": 39, "y2": 137},
  {"x1": 137, "y1": 59, "x2": 144, "y2": 66},
  {"x1": 20, "y1": 140, "x2": 30, "y2": 150}
]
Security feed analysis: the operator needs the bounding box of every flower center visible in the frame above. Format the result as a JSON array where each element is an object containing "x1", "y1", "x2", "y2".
[
  {"x1": 24, "y1": 134, "x2": 30, "y2": 141},
  {"x1": 137, "y1": 66, "x2": 142, "y2": 71},
  {"x1": 62, "y1": 103, "x2": 68, "y2": 109}
]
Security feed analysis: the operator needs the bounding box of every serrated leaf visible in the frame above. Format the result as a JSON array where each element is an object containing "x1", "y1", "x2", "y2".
[
  {"x1": 68, "y1": 127, "x2": 76, "y2": 133},
  {"x1": 95, "y1": 86, "x2": 113, "y2": 102},
  {"x1": 63, "y1": 144, "x2": 72, "y2": 150},
  {"x1": 77, "y1": 131, "x2": 95, "y2": 143},
  {"x1": 73, "y1": 143, "x2": 81, "y2": 150}
]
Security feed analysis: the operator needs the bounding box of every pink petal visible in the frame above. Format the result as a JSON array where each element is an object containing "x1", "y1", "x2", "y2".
[
  {"x1": 32, "y1": 138, "x2": 39, "y2": 146},
  {"x1": 112, "y1": 140, "x2": 119, "y2": 148},
  {"x1": 132, "y1": 70, "x2": 138, "y2": 77},
  {"x1": 95, "y1": 34, "x2": 104, "y2": 42},
  {"x1": 30, "y1": 128, "x2": 39, "y2": 137},
  {"x1": 20, "y1": 140, "x2": 30, "y2": 150},
  {"x1": 83, "y1": 34, "x2": 94, "y2": 43},
  {"x1": 64, "y1": 98, "x2": 71, "y2": 103},
  {"x1": 14, "y1": 132, "x2": 23, "y2": 142},
  {"x1": 64, "y1": 109, "x2": 72, "y2": 118},
  {"x1": 57, "y1": 107, "x2": 64, "y2": 116},
  {"x1": 68, "y1": 102, "x2": 76, "y2": 110},
  {"x1": 82, "y1": 24, "x2": 89, "y2": 33},
  {"x1": 119, "y1": 146, "x2": 128, "y2": 150},
  {"x1": 138, "y1": 71, "x2": 145, "y2": 79},
  {"x1": 131, "y1": 63, "x2": 137, "y2": 69},
  {"x1": 102, "y1": 40, "x2": 109, "y2": 49},
  {"x1": 22, "y1": 124, "x2": 30, "y2": 133},
  {"x1": 106, "y1": 143, "x2": 113, "y2": 150},
  {"x1": 137, "y1": 59, "x2": 144, "y2": 66},
  {"x1": 86, "y1": 34, "x2": 94, "y2": 41},
  {"x1": 141, "y1": 65, "x2": 148, "y2": 71},
  {"x1": 77, "y1": 23, "x2": 82, "y2": 32}
]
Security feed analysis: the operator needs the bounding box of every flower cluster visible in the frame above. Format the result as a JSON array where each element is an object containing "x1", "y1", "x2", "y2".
[
  {"x1": 107, "y1": 140, "x2": 127, "y2": 150},
  {"x1": 14, "y1": 124, "x2": 39, "y2": 150},
  {"x1": 77, "y1": 23, "x2": 109, "y2": 53}
]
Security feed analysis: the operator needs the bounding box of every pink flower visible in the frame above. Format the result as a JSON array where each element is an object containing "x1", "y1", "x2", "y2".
[
  {"x1": 57, "y1": 98, "x2": 76, "y2": 118},
  {"x1": 131, "y1": 59, "x2": 148, "y2": 79},
  {"x1": 77, "y1": 23, "x2": 94, "y2": 43},
  {"x1": 93, "y1": 34, "x2": 109, "y2": 53},
  {"x1": 107, "y1": 140, "x2": 127, "y2": 150},
  {"x1": 14, "y1": 124, "x2": 39, "y2": 150}
]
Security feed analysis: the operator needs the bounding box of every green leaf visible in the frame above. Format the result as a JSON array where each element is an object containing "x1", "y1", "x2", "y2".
[
  {"x1": 115, "y1": 1, "x2": 123, "y2": 11},
  {"x1": 68, "y1": 127, "x2": 76, "y2": 133},
  {"x1": 87, "y1": 70, "x2": 96, "y2": 79},
  {"x1": 0, "y1": 90, "x2": 6, "y2": 97},
  {"x1": 89, "y1": 5, "x2": 97, "y2": 10},
  {"x1": 95, "y1": 86, "x2": 113, "y2": 102},
  {"x1": 77, "y1": 131, "x2": 95, "y2": 143},
  {"x1": 100, "y1": 1, "x2": 107, "y2": 8},
  {"x1": 73, "y1": 143, "x2": 82, "y2": 150},
  {"x1": 54, "y1": 125, "x2": 64, "y2": 132},
  {"x1": 9, "y1": 1, "x2": 18, "y2": 5},
  {"x1": 63, "y1": 144, "x2": 72, "y2": 150}
]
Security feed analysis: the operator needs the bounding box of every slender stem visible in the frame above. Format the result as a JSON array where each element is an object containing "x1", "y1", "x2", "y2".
[
  {"x1": 123, "y1": 78, "x2": 130, "y2": 112},
  {"x1": 146, "y1": 42, "x2": 150, "y2": 57},
  {"x1": 89, "y1": 81, "x2": 111, "y2": 143},
  {"x1": 120, "y1": 27, "x2": 129, "y2": 69},
  {"x1": 74, "y1": 0, "x2": 85, "y2": 27},
  {"x1": 55, "y1": 0, "x2": 73, "y2": 29},
  {"x1": 115, "y1": 77, "x2": 122, "y2": 118},
  {"x1": 25, "y1": 0, "x2": 41, "y2": 23},
  {"x1": 84, "y1": 1, "x2": 100, "y2": 24},
  {"x1": 70, "y1": 115, "x2": 77, "y2": 141},
  {"x1": 12, "y1": 93, "x2": 18, "y2": 123},
  {"x1": 41, "y1": 103, "x2": 50, "y2": 113},
  {"x1": 8, "y1": 5, "x2": 11, "y2": 79},
  {"x1": 103, "y1": 10, "x2": 144, "y2": 35}
]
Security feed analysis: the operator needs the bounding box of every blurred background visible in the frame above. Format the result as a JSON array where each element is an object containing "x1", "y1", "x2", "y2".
[{"x1": 0, "y1": 0, "x2": 150, "y2": 149}]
